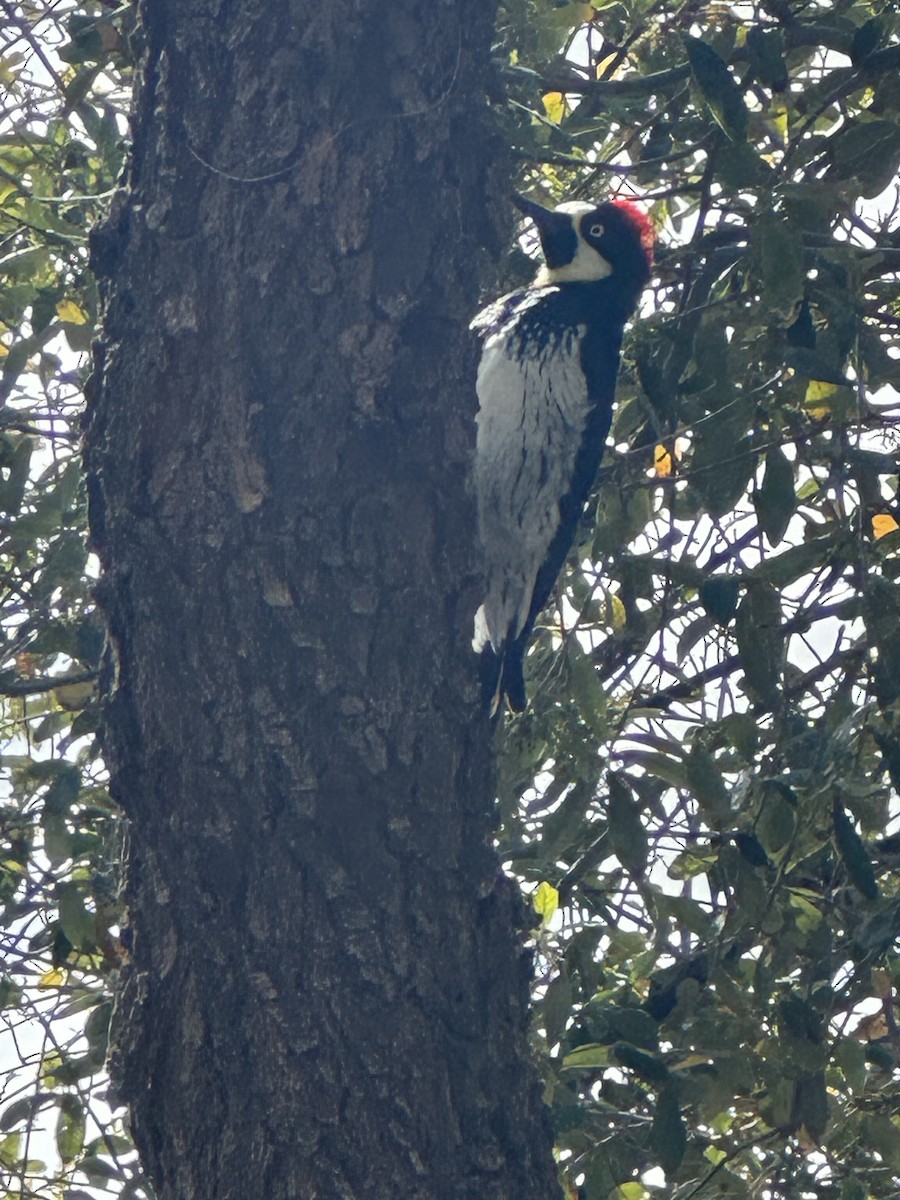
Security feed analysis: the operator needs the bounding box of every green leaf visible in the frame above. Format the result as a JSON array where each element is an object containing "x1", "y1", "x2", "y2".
[
  {"x1": 755, "y1": 446, "x2": 795, "y2": 546},
  {"x1": 735, "y1": 584, "x2": 782, "y2": 704},
  {"x1": 864, "y1": 577, "x2": 900, "y2": 707},
  {"x1": 834, "y1": 1037, "x2": 867, "y2": 1094},
  {"x1": 34, "y1": 531, "x2": 88, "y2": 599},
  {"x1": 684, "y1": 35, "x2": 748, "y2": 140},
  {"x1": 791, "y1": 1072, "x2": 828, "y2": 1140},
  {"x1": 1, "y1": 1096, "x2": 44, "y2": 1130},
  {"x1": 720, "y1": 712, "x2": 759, "y2": 761},
  {"x1": 788, "y1": 890, "x2": 824, "y2": 933},
  {"x1": 562, "y1": 1043, "x2": 612, "y2": 1069},
  {"x1": 84, "y1": 1002, "x2": 111, "y2": 1062},
  {"x1": 840, "y1": 1178, "x2": 867, "y2": 1200},
  {"x1": 699, "y1": 577, "x2": 740, "y2": 625},
  {"x1": 850, "y1": 18, "x2": 883, "y2": 65},
  {"x1": 612, "y1": 1042, "x2": 668, "y2": 1083},
  {"x1": 651, "y1": 1083, "x2": 686, "y2": 1175},
  {"x1": 755, "y1": 213, "x2": 805, "y2": 319},
  {"x1": 0, "y1": 437, "x2": 33, "y2": 515},
  {"x1": 0, "y1": 1132, "x2": 22, "y2": 1166},
  {"x1": 582, "y1": 1155, "x2": 618, "y2": 1200},
  {"x1": 784, "y1": 347, "x2": 852, "y2": 387},
  {"x1": 746, "y1": 25, "x2": 787, "y2": 90},
  {"x1": 716, "y1": 141, "x2": 771, "y2": 188},
  {"x1": 42, "y1": 813, "x2": 73, "y2": 868},
  {"x1": 59, "y1": 16, "x2": 109, "y2": 65},
  {"x1": 832, "y1": 800, "x2": 878, "y2": 900},
  {"x1": 593, "y1": 486, "x2": 653, "y2": 556},
  {"x1": 599, "y1": 1005, "x2": 660, "y2": 1050},
  {"x1": 79, "y1": 1154, "x2": 122, "y2": 1184},
  {"x1": 756, "y1": 785, "x2": 797, "y2": 855},
  {"x1": 686, "y1": 744, "x2": 729, "y2": 821},
  {"x1": 0, "y1": 978, "x2": 23, "y2": 1010},
  {"x1": 861, "y1": 1114, "x2": 900, "y2": 1169},
  {"x1": 566, "y1": 639, "x2": 608, "y2": 738},
  {"x1": 778, "y1": 992, "x2": 822, "y2": 1044},
  {"x1": 831, "y1": 119, "x2": 900, "y2": 198},
  {"x1": 42, "y1": 764, "x2": 81, "y2": 816},
  {"x1": 780, "y1": 182, "x2": 836, "y2": 235},
  {"x1": 752, "y1": 536, "x2": 834, "y2": 589},
  {"x1": 689, "y1": 431, "x2": 755, "y2": 518},
  {"x1": 56, "y1": 1095, "x2": 85, "y2": 1163},
  {"x1": 541, "y1": 971, "x2": 573, "y2": 1046},
  {"x1": 607, "y1": 774, "x2": 647, "y2": 874},
  {"x1": 57, "y1": 883, "x2": 95, "y2": 949},
  {"x1": 655, "y1": 893, "x2": 713, "y2": 938},
  {"x1": 733, "y1": 832, "x2": 769, "y2": 867}
]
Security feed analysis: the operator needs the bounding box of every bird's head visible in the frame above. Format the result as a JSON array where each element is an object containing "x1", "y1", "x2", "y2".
[{"x1": 513, "y1": 193, "x2": 653, "y2": 301}]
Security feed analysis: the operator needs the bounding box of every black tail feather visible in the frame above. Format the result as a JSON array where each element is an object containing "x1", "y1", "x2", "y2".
[{"x1": 479, "y1": 643, "x2": 526, "y2": 717}]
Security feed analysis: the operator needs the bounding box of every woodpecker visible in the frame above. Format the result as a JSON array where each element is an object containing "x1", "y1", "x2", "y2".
[{"x1": 471, "y1": 193, "x2": 653, "y2": 714}]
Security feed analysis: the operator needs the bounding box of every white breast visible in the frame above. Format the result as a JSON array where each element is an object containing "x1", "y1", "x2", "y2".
[{"x1": 473, "y1": 323, "x2": 589, "y2": 653}]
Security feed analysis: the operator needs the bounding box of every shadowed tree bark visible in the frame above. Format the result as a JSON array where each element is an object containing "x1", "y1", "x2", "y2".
[{"x1": 84, "y1": 2, "x2": 559, "y2": 1197}]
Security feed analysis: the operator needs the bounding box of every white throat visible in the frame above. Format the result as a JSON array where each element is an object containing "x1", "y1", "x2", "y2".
[
  {"x1": 535, "y1": 239, "x2": 613, "y2": 285},
  {"x1": 534, "y1": 201, "x2": 612, "y2": 284}
]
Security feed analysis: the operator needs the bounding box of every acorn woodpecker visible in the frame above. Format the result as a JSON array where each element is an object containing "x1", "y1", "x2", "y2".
[{"x1": 471, "y1": 193, "x2": 653, "y2": 714}]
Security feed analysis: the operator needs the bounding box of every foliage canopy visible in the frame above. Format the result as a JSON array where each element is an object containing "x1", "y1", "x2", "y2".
[
  {"x1": 0, "y1": 2, "x2": 898, "y2": 1199},
  {"x1": 494, "y1": 2, "x2": 900, "y2": 1198}
]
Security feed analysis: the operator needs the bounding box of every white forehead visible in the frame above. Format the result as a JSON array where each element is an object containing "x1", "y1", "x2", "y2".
[{"x1": 554, "y1": 201, "x2": 595, "y2": 217}]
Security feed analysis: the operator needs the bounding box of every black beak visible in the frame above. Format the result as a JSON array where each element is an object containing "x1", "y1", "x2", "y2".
[{"x1": 512, "y1": 193, "x2": 577, "y2": 270}]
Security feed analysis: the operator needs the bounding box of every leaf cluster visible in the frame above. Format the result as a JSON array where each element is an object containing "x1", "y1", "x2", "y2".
[
  {"x1": 0, "y1": 5, "x2": 146, "y2": 1199},
  {"x1": 494, "y1": 1, "x2": 900, "y2": 1197}
]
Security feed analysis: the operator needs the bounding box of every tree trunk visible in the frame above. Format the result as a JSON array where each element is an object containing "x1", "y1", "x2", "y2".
[{"x1": 84, "y1": 2, "x2": 558, "y2": 1198}]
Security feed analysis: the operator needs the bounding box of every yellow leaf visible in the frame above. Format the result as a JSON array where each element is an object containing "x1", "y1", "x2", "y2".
[
  {"x1": 804, "y1": 378, "x2": 837, "y2": 418},
  {"x1": 607, "y1": 593, "x2": 626, "y2": 631},
  {"x1": 533, "y1": 881, "x2": 559, "y2": 926},
  {"x1": 805, "y1": 379, "x2": 835, "y2": 401},
  {"x1": 872, "y1": 513, "x2": 899, "y2": 540},
  {"x1": 541, "y1": 91, "x2": 568, "y2": 124},
  {"x1": 612, "y1": 1184, "x2": 649, "y2": 1200},
  {"x1": 654, "y1": 443, "x2": 672, "y2": 477},
  {"x1": 56, "y1": 298, "x2": 88, "y2": 325},
  {"x1": 41, "y1": 1049, "x2": 63, "y2": 1085},
  {"x1": 770, "y1": 104, "x2": 788, "y2": 144},
  {"x1": 38, "y1": 967, "x2": 66, "y2": 989}
]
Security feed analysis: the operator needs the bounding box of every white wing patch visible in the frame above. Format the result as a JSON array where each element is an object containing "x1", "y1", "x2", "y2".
[{"x1": 473, "y1": 318, "x2": 589, "y2": 654}]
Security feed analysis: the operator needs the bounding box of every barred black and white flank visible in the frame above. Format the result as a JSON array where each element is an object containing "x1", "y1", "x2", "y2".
[{"x1": 471, "y1": 193, "x2": 653, "y2": 714}]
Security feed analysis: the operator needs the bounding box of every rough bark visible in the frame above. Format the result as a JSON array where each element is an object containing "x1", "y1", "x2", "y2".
[{"x1": 84, "y1": 2, "x2": 558, "y2": 1198}]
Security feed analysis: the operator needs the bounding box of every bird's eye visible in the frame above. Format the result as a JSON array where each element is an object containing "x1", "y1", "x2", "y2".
[{"x1": 589, "y1": 223, "x2": 604, "y2": 237}]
